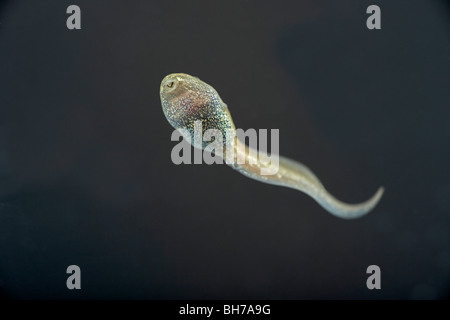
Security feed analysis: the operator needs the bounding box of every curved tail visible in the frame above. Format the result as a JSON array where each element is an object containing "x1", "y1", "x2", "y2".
[
  {"x1": 230, "y1": 140, "x2": 384, "y2": 219},
  {"x1": 307, "y1": 186, "x2": 384, "y2": 219}
]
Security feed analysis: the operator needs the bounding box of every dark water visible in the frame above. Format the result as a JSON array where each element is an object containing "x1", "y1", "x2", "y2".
[{"x1": 0, "y1": 0, "x2": 449, "y2": 299}]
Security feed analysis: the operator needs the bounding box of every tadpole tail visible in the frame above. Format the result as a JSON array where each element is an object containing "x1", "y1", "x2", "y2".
[
  {"x1": 230, "y1": 140, "x2": 384, "y2": 219},
  {"x1": 304, "y1": 186, "x2": 384, "y2": 219}
]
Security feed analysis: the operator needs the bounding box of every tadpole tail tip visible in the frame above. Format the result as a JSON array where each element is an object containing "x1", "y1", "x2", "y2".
[{"x1": 333, "y1": 186, "x2": 385, "y2": 220}]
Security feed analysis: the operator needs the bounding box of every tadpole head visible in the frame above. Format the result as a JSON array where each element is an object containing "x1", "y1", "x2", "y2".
[{"x1": 159, "y1": 73, "x2": 235, "y2": 149}]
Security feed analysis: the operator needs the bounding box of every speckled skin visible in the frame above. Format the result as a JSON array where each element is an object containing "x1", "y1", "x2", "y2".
[
  {"x1": 160, "y1": 73, "x2": 384, "y2": 219},
  {"x1": 160, "y1": 73, "x2": 235, "y2": 150}
]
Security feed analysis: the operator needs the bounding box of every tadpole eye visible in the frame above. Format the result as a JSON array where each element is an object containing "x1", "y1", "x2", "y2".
[{"x1": 162, "y1": 78, "x2": 178, "y2": 91}]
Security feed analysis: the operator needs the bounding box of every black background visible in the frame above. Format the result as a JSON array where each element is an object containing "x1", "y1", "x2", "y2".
[{"x1": 0, "y1": 0, "x2": 449, "y2": 299}]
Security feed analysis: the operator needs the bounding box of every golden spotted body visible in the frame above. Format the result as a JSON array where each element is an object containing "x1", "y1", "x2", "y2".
[{"x1": 160, "y1": 73, "x2": 384, "y2": 219}]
